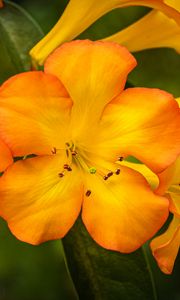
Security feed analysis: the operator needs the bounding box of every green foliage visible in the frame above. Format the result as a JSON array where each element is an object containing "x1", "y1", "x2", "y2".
[
  {"x1": 129, "y1": 49, "x2": 180, "y2": 97},
  {"x1": 0, "y1": 219, "x2": 76, "y2": 300},
  {"x1": 63, "y1": 217, "x2": 157, "y2": 300},
  {"x1": 0, "y1": 0, "x2": 43, "y2": 84}
]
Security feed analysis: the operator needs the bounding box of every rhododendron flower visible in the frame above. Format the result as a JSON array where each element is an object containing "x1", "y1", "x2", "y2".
[
  {"x1": 0, "y1": 41, "x2": 180, "y2": 252},
  {"x1": 30, "y1": 0, "x2": 180, "y2": 65},
  {"x1": 105, "y1": 0, "x2": 180, "y2": 53}
]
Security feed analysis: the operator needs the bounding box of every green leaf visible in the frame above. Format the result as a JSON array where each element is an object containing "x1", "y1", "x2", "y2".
[
  {"x1": 0, "y1": 0, "x2": 44, "y2": 83},
  {"x1": 129, "y1": 49, "x2": 180, "y2": 97},
  {"x1": 62, "y1": 217, "x2": 157, "y2": 300}
]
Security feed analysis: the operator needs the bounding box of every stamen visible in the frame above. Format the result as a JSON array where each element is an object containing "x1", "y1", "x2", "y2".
[
  {"x1": 51, "y1": 147, "x2": 57, "y2": 154},
  {"x1": 86, "y1": 190, "x2": 91, "y2": 197},
  {"x1": 103, "y1": 175, "x2": 109, "y2": 180},
  {"x1": 58, "y1": 173, "x2": 64, "y2": 178},
  {"x1": 115, "y1": 168, "x2": 120, "y2": 175},
  {"x1": 66, "y1": 149, "x2": 69, "y2": 157},
  {"x1": 67, "y1": 166, "x2": 72, "y2": 171}
]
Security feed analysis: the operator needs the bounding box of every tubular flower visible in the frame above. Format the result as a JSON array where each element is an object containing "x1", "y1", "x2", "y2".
[
  {"x1": 30, "y1": 0, "x2": 180, "y2": 65},
  {"x1": 105, "y1": 0, "x2": 180, "y2": 53},
  {"x1": 0, "y1": 41, "x2": 180, "y2": 251}
]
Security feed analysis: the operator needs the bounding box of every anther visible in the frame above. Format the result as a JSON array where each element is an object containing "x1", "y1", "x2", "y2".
[
  {"x1": 103, "y1": 175, "x2": 109, "y2": 181},
  {"x1": 64, "y1": 164, "x2": 72, "y2": 171},
  {"x1": 51, "y1": 147, "x2": 57, "y2": 154},
  {"x1": 64, "y1": 164, "x2": 69, "y2": 169},
  {"x1": 107, "y1": 171, "x2": 113, "y2": 177},
  {"x1": 115, "y1": 168, "x2": 120, "y2": 175},
  {"x1": 86, "y1": 190, "x2": 91, "y2": 197},
  {"x1": 118, "y1": 156, "x2": 124, "y2": 161},
  {"x1": 71, "y1": 151, "x2": 77, "y2": 156},
  {"x1": 58, "y1": 173, "x2": 64, "y2": 178}
]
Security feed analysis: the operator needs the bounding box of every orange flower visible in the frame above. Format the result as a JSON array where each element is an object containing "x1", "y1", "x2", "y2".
[
  {"x1": 0, "y1": 1, "x2": 3, "y2": 8},
  {"x1": 0, "y1": 40, "x2": 179, "y2": 251}
]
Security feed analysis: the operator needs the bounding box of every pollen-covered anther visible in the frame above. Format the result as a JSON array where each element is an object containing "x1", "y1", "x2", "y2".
[
  {"x1": 107, "y1": 171, "x2": 113, "y2": 177},
  {"x1": 115, "y1": 168, "x2": 121, "y2": 175},
  {"x1": 86, "y1": 190, "x2": 91, "y2": 197},
  {"x1": 58, "y1": 173, "x2": 64, "y2": 178},
  {"x1": 51, "y1": 147, "x2": 57, "y2": 154},
  {"x1": 71, "y1": 150, "x2": 77, "y2": 156},
  {"x1": 64, "y1": 164, "x2": 69, "y2": 170},
  {"x1": 118, "y1": 156, "x2": 124, "y2": 161},
  {"x1": 103, "y1": 175, "x2": 109, "y2": 181}
]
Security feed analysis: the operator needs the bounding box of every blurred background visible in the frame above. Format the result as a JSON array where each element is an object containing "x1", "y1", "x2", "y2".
[{"x1": 0, "y1": 0, "x2": 179, "y2": 299}]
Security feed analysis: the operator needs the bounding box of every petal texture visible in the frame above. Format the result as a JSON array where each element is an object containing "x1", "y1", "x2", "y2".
[
  {"x1": 45, "y1": 40, "x2": 136, "y2": 130},
  {"x1": 0, "y1": 71, "x2": 72, "y2": 156},
  {"x1": 151, "y1": 216, "x2": 180, "y2": 274},
  {"x1": 98, "y1": 88, "x2": 180, "y2": 173},
  {"x1": 0, "y1": 155, "x2": 83, "y2": 244},
  {"x1": 82, "y1": 165, "x2": 169, "y2": 252}
]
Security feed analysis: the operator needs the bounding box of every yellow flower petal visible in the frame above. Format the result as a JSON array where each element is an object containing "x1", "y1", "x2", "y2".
[
  {"x1": 45, "y1": 40, "x2": 136, "y2": 134},
  {"x1": 104, "y1": 6, "x2": 180, "y2": 53},
  {"x1": 157, "y1": 156, "x2": 180, "y2": 194},
  {"x1": 30, "y1": 0, "x2": 180, "y2": 65},
  {"x1": 0, "y1": 71, "x2": 72, "y2": 156},
  {"x1": 119, "y1": 161, "x2": 159, "y2": 190},
  {"x1": 0, "y1": 155, "x2": 83, "y2": 245},
  {"x1": 96, "y1": 87, "x2": 180, "y2": 173},
  {"x1": 150, "y1": 216, "x2": 180, "y2": 274},
  {"x1": 82, "y1": 164, "x2": 169, "y2": 252}
]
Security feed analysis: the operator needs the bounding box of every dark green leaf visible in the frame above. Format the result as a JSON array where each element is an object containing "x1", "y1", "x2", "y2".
[
  {"x1": 129, "y1": 49, "x2": 180, "y2": 97},
  {"x1": 62, "y1": 217, "x2": 157, "y2": 300},
  {"x1": 0, "y1": 0, "x2": 44, "y2": 83}
]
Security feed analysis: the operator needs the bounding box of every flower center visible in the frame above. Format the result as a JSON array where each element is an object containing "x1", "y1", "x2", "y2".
[{"x1": 51, "y1": 142, "x2": 122, "y2": 197}]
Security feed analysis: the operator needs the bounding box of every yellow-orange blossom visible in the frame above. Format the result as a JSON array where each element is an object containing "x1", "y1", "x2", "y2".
[
  {"x1": 30, "y1": 0, "x2": 180, "y2": 65},
  {"x1": 0, "y1": 40, "x2": 180, "y2": 252}
]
